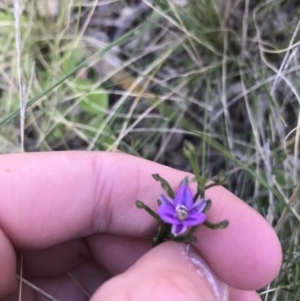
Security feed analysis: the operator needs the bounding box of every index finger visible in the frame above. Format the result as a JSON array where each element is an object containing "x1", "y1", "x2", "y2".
[{"x1": 0, "y1": 152, "x2": 281, "y2": 290}]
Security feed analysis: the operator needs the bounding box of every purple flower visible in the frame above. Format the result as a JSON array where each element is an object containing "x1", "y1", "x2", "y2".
[{"x1": 158, "y1": 181, "x2": 207, "y2": 236}]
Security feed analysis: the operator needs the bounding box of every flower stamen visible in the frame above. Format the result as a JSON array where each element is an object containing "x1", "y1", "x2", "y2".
[{"x1": 175, "y1": 204, "x2": 189, "y2": 221}]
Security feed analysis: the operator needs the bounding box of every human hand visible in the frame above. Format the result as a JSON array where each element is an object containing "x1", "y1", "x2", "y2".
[{"x1": 0, "y1": 152, "x2": 281, "y2": 301}]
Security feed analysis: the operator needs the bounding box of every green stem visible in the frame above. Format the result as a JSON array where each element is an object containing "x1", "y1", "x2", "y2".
[{"x1": 152, "y1": 223, "x2": 169, "y2": 247}]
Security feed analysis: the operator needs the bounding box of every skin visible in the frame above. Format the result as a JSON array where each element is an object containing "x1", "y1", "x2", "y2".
[{"x1": 0, "y1": 152, "x2": 282, "y2": 301}]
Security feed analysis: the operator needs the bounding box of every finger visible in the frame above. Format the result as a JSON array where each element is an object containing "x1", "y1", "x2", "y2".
[
  {"x1": 0, "y1": 152, "x2": 281, "y2": 290},
  {"x1": 0, "y1": 229, "x2": 17, "y2": 298},
  {"x1": 29, "y1": 259, "x2": 106, "y2": 301},
  {"x1": 90, "y1": 236, "x2": 262, "y2": 301},
  {"x1": 3, "y1": 284, "x2": 33, "y2": 301},
  {"x1": 6, "y1": 259, "x2": 106, "y2": 301},
  {"x1": 22, "y1": 239, "x2": 90, "y2": 276},
  {"x1": 22, "y1": 235, "x2": 147, "y2": 278},
  {"x1": 19, "y1": 235, "x2": 262, "y2": 301},
  {"x1": 229, "y1": 287, "x2": 262, "y2": 301},
  {"x1": 92, "y1": 241, "x2": 229, "y2": 301},
  {"x1": 87, "y1": 234, "x2": 152, "y2": 276},
  {"x1": 194, "y1": 184, "x2": 282, "y2": 290},
  {"x1": 21, "y1": 234, "x2": 151, "y2": 280}
]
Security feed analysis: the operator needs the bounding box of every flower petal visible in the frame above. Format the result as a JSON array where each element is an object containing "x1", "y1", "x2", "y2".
[
  {"x1": 159, "y1": 194, "x2": 173, "y2": 206},
  {"x1": 181, "y1": 211, "x2": 206, "y2": 226},
  {"x1": 171, "y1": 223, "x2": 187, "y2": 236},
  {"x1": 158, "y1": 205, "x2": 180, "y2": 225},
  {"x1": 193, "y1": 198, "x2": 207, "y2": 212},
  {"x1": 173, "y1": 184, "x2": 194, "y2": 209}
]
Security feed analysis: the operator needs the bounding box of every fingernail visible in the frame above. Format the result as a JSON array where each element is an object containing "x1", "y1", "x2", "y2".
[{"x1": 181, "y1": 244, "x2": 229, "y2": 301}]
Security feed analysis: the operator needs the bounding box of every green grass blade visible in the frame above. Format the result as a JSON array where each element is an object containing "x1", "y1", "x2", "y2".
[
  {"x1": 193, "y1": 130, "x2": 285, "y2": 204},
  {"x1": 0, "y1": 21, "x2": 149, "y2": 128}
]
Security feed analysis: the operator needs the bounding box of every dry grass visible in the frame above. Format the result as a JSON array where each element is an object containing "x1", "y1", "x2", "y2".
[{"x1": 1, "y1": 0, "x2": 300, "y2": 300}]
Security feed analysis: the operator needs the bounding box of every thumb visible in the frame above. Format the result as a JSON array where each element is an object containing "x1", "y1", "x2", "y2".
[{"x1": 91, "y1": 241, "x2": 228, "y2": 301}]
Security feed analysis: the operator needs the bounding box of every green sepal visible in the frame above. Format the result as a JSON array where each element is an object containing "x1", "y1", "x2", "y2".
[
  {"x1": 152, "y1": 173, "x2": 175, "y2": 198},
  {"x1": 203, "y1": 199, "x2": 212, "y2": 213},
  {"x1": 204, "y1": 220, "x2": 229, "y2": 229},
  {"x1": 135, "y1": 200, "x2": 162, "y2": 223},
  {"x1": 136, "y1": 200, "x2": 145, "y2": 208},
  {"x1": 204, "y1": 182, "x2": 221, "y2": 190}
]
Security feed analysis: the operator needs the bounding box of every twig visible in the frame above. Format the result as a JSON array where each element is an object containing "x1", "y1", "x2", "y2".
[
  {"x1": 67, "y1": 272, "x2": 90, "y2": 298},
  {"x1": 18, "y1": 253, "x2": 23, "y2": 301},
  {"x1": 16, "y1": 275, "x2": 61, "y2": 301}
]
